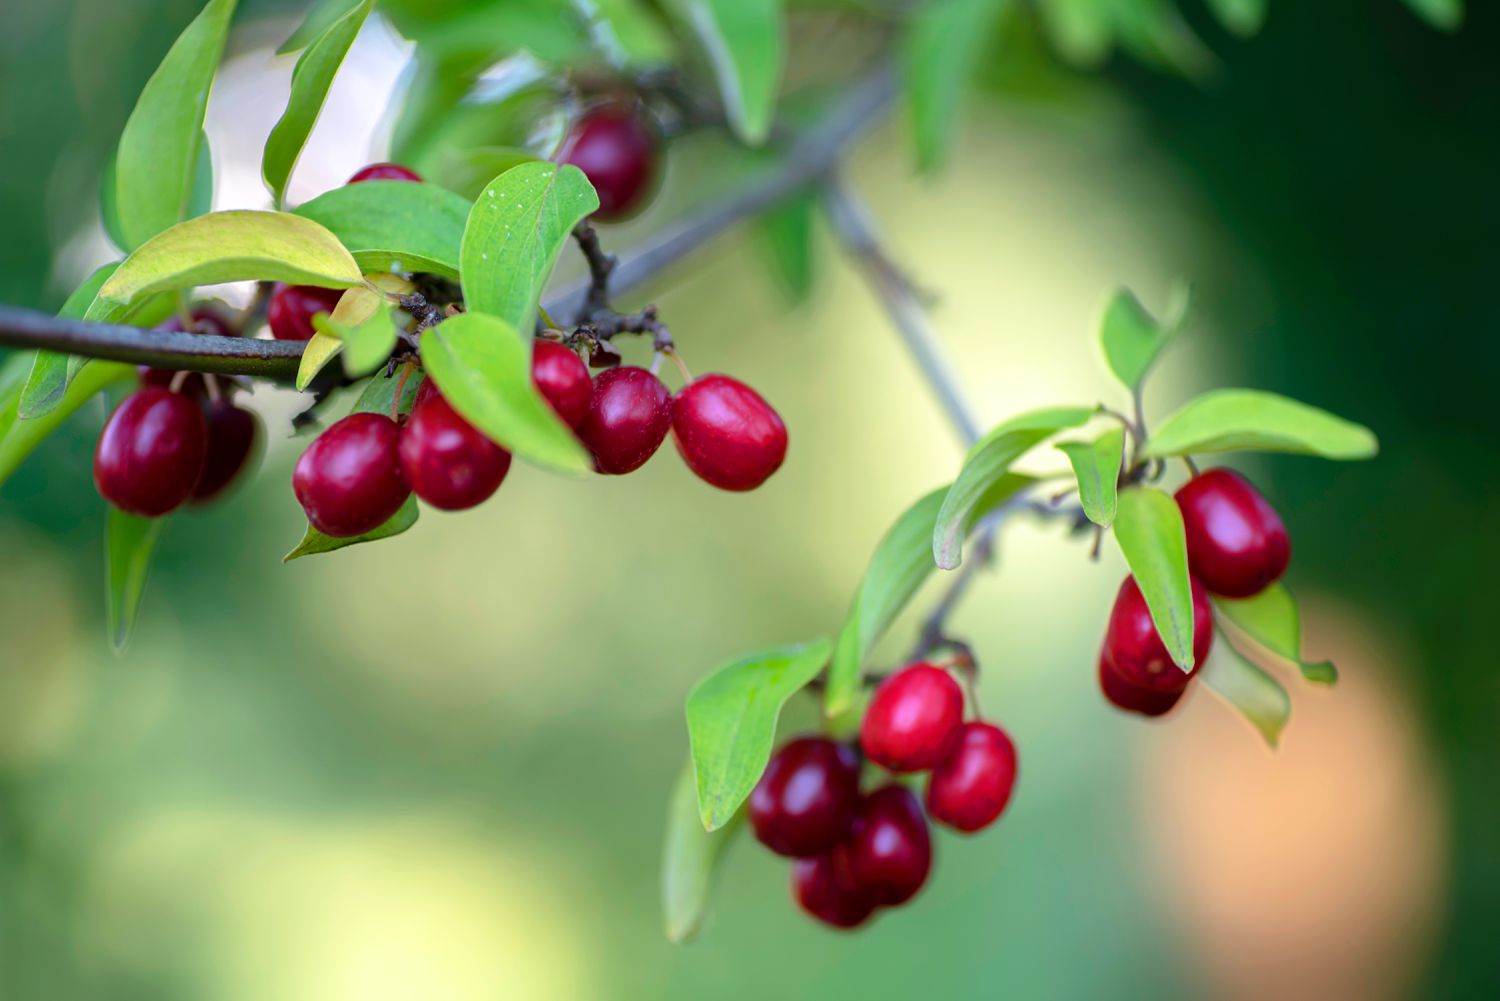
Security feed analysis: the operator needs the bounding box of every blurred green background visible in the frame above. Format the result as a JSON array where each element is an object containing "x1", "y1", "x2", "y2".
[{"x1": 0, "y1": 1, "x2": 1494, "y2": 998}]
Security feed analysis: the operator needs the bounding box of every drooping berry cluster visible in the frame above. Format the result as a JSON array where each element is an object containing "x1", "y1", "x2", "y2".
[
  {"x1": 751, "y1": 663, "x2": 1017, "y2": 929},
  {"x1": 1099, "y1": 468, "x2": 1291, "y2": 715}
]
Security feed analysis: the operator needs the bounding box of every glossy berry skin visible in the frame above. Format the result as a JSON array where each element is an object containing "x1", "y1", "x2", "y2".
[
  {"x1": 192, "y1": 400, "x2": 261, "y2": 502},
  {"x1": 94, "y1": 388, "x2": 208, "y2": 517},
  {"x1": 846, "y1": 785, "x2": 932, "y2": 907},
  {"x1": 925, "y1": 722, "x2": 1018, "y2": 833},
  {"x1": 1101, "y1": 575, "x2": 1214, "y2": 694},
  {"x1": 1098, "y1": 655, "x2": 1185, "y2": 718},
  {"x1": 292, "y1": 413, "x2": 409, "y2": 537},
  {"x1": 559, "y1": 106, "x2": 658, "y2": 221},
  {"x1": 1175, "y1": 468, "x2": 1291, "y2": 598},
  {"x1": 859, "y1": 663, "x2": 965, "y2": 773},
  {"x1": 531, "y1": 341, "x2": 592, "y2": 429},
  {"x1": 268, "y1": 283, "x2": 344, "y2": 342},
  {"x1": 671, "y1": 375, "x2": 788, "y2": 492},
  {"x1": 577, "y1": 366, "x2": 672, "y2": 474},
  {"x1": 398, "y1": 390, "x2": 512, "y2": 511},
  {"x1": 792, "y1": 850, "x2": 878, "y2": 930},
  {"x1": 347, "y1": 162, "x2": 422, "y2": 184},
  {"x1": 748, "y1": 737, "x2": 861, "y2": 858},
  {"x1": 140, "y1": 310, "x2": 234, "y2": 394}
]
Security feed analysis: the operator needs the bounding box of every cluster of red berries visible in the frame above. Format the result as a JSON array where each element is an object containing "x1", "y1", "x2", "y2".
[
  {"x1": 1099, "y1": 468, "x2": 1291, "y2": 715},
  {"x1": 751, "y1": 663, "x2": 1017, "y2": 929}
]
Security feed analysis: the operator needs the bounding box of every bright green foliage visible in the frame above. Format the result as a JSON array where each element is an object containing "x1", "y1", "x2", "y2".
[
  {"x1": 278, "y1": 0, "x2": 360, "y2": 54},
  {"x1": 1057, "y1": 427, "x2": 1126, "y2": 528},
  {"x1": 665, "y1": 0, "x2": 784, "y2": 145},
  {"x1": 587, "y1": 0, "x2": 677, "y2": 67},
  {"x1": 1216, "y1": 584, "x2": 1338, "y2": 685},
  {"x1": 686, "y1": 638, "x2": 832, "y2": 830},
  {"x1": 105, "y1": 510, "x2": 165, "y2": 652},
  {"x1": 295, "y1": 180, "x2": 472, "y2": 279},
  {"x1": 1144, "y1": 389, "x2": 1378, "y2": 460},
  {"x1": 1200, "y1": 631, "x2": 1291, "y2": 747},
  {"x1": 1113, "y1": 487, "x2": 1195, "y2": 672},
  {"x1": 284, "y1": 498, "x2": 420, "y2": 562},
  {"x1": 19, "y1": 262, "x2": 123, "y2": 419},
  {"x1": 903, "y1": 0, "x2": 1009, "y2": 171},
  {"x1": 756, "y1": 190, "x2": 816, "y2": 304},
  {"x1": 312, "y1": 304, "x2": 399, "y2": 380},
  {"x1": 0, "y1": 358, "x2": 134, "y2": 488},
  {"x1": 1098, "y1": 284, "x2": 1187, "y2": 393},
  {"x1": 662, "y1": 763, "x2": 742, "y2": 943}
]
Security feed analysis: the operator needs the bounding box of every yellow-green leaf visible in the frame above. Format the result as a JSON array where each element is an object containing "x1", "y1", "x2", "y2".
[{"x1": 662, "y1": 763, "x2": 743, "y2": 944}]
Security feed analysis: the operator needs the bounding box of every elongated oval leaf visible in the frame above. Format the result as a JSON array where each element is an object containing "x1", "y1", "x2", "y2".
[
  {"x1": 98, "y1": 211, "x2": 362, "y2": 307},
  {"x1": 263, "y1": 0, "x2": 372, "y2": 207},
  {"x1": 1113, "y1": 487, "x2": 1194, "y2": 671},
  {"x1": 0, "y1": 360, "x2": 135, "y2": 487},
  {"x1": 295, "y1": 180, "x2": 471, "y2": 279},
  {"x1": 687, "y1": 638, "x2": 831, "y2": 830},
  {"x1": 667, "y1": 0, "x2": 784, "y2": 145},
  {"x1": 1200, "y1": 631, "x2": 1291, "y2": 747},
  {"x1": 903, "y1": 0, "x2": 1008, "y2": 172},
  {"x1": 1216, "y1": 584, "x2": 1337, "y2": 685},
  {"x1": 1057, "y1": 427, "x2": 1126, "y2": 528},
  {"x1": 284, "y1": 496, "x2": 419, "y2": 561},
  {"x1": 662, "y1": 763, "x2": 742, "y2": 944},
  {"x1": 19, "y1": 262, "x2": 123, "y2": 419},
  {"x1": 419, "y1": 312, "x2": 591, "y2": 473},
  {"x1": 934, "y1": 406, "x2": 1092, "y2": 569},
  {"x1": 106, "y1": 509, "x2": 165, "y2": 652},
  {"x1": 295, "y1": 274, "x2": 413, "y2": 390},
  {"x1": 461, "y1": 163, "x2": 598, "y2": 333},
  {"x1": 113, "y1": 0, "x2": 236, "y2": 250},
  {"x1": 1099, "y1": 287, "x2": 1174, "y2": 393},
  {"x1": 1144, "y1": 389, "x2": 1378, "y2": 460}
]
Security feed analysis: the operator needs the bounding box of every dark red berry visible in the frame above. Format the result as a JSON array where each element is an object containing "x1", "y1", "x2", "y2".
[
  {"x1": 859, "y1": 663, "x2": 965, "y2": 773},
  {"x1": 140, "y1": 309, "x2": 235, "y2": 395},
  {"x1": 577, "y1": 366, "x2": 672, "y2": 474},
  {"x1": 1100, "y1": 575, "x2": 1214, "y2": 695},
  {"x1": 192, "y1": 400, "x2": 261, "y2": 502},
  {"x1": 93, "y1": 388, "x2": 208, "y2": 517},
  {"x1": 791, "y1": 850, "x2": 877, "y2": 930},
  {"x1": 1175, "y1": 468, "x2": 1291, "y2": 598},
  {"x1": 845, "y1": 785, "x2": 932, "y2": 907},
  {"x1": 292, "y1": 413, "x2": 410, "y2": 537},
  {"x1": 671, "y1": 374, "x2": 788, "y2": 492},
  {"x1": 268, "y1": 284, "x2": 344, "y2": 342},
  {"x1": 1098, "y1": 655, "x2": 1185, "y2": 718},
  {"x1": 748, "y1": 737, "x2": 861, "y2": 858},
  {"x1": 347, "y1": 162, "x2": 422, "y2": 184},
  {"x1": 531, "y1": 340, "x2": 592, "y2": 429},
  {"x1": 925, "y1": 722, "x2": 1017, "y2": 833},
  {"x1": 559, "y1": 106, "x2": 659, "y2": 222},
  {"x1": 398, "y1": 389, "x2": 511, "y2": 511}
]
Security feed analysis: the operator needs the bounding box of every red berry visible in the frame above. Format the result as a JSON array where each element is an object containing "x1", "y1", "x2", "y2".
[
  {"x1": 559, "y1": 106, "x2": 659, "y2": 222},
  {"x1": 192, "y1": 400, "x2": 261, "y2": 502},
  {"x1": 577, "y1": 366, "x2": 672, "y2": 474},
  {"x1": 845, "y1": 785, "x2": 932, "y2": 907},
  {"x1": 292, "y1": 413, "x2": 410, "y2": 537},
  {"x1": 671, "y1": 374, "x2": 788, "y2": 492},
  {"x1": 859, "y1": 663, "x2": 965, "y2": 773},
  {"x1": 94, "y1": 388, "x2": 208, "y2": 517},
  {"x1": 925, "y1": 722, "x2": 1018, "y2": 833},
  {"x1": 268, "y1": 284, "x2": 344, "y2": 342},
  {"x1": 398, "y1": 389, "x2": 512, "y2": 511},
  {"x1": 1097, "y1": 655, "x2": 1185, "y2": 718},
  {"x1": 347, "y1": 162, "x2": 422, "y2": 184},
  {"x1": 1175, "y1": 468, "x2": 1291, "y2": 598},
  {"x1": 531, "y1": 340, "x2": 592, "y2": 429},
  {"x1": 140, "y1": 309, "x2": 235, "y2": 395},
  {"x1": 791, "y1": 850, "x2": 877, "y2": 930},
  {"x1": 1100, "y1": 575, "x2": 1214, "y2": 695},
  {"x1": 748, "y1": 737, "x2": 861, "y2": 858}
]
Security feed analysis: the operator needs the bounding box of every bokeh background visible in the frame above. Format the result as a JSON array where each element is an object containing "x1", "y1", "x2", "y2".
[{"x1": 1, "y1": 1, "x2": 1496, "y2": 998}]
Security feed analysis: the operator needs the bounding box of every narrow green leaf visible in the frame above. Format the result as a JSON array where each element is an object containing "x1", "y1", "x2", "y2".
[
  {"x1": 1216, "y1": 584, "x2": 1337, "y2": 685},
  {"x1": 1113, "y1": 487, "x2": 1195, "y2": 672},
  {"x1": 666, "y1": 0, "x2": 784, "y2": 145},
  {"x1": 933, "y1": 406, "x2": 1092, "y2": 569},
  {"x1": 350, "y1": 365, "x2": 425, "y2": 418},
  {"x1": 283, "y1": 497, "x2": 419, "y2": 562},
  {"x1": 1056, "y1": 426, "x2": 1125, "y2": 528},
  {"x1": 1144, "y1": 389, "x2": 1379, "y2": 460},
  {"x1": 1098, "y1": 286, "x2": 1185, "y2": 393},
  {"x1": 419, "y1": 313, "x2": 592, "y2": 473},
  {"x1": 1204, "y1": 0, "x2": 1267, "y2": 37},
  {"x1": 687, "y1": 638, "x2": 831, "y2": 830},
  {"x1": 662, "y1": 763, "x2": 742, "y2": 944},
  {"x1": 278, "y1": 0, "x2": 362, "y2": 55},
  {"x1": 1400, "y1": 0, "x2": 1463, "y2": 31},
  {"x1": 1200, "y1": 630, "x2": 1291, "y2": 747},
  {"x1": 0, "y1": 361, "x2": 135, "y2": 488},
  {"x1": 97, "y1": 211, "x2": 363, "y2": 308},
  {"x1": 18, "y1": 263, "x2": 124, "y2": 420},
  {"x1": 313, "y1": 304, "x2": 398, "y2": 379},
  {"x1": 263, "y1": 0, "x2": 373, "y2": 207},
  {"x1": 295, "y1": 180, "x2": 471, "y2": 279},
  {"x1": 113, "y1": 0, "x2": 237, "y2": 250},
  {"x1": 297, "y1": 334, "x2": 343, "y2": 392},
  {"x1": 756, "y1": 190, "x2": 815, "y2": 304},
  {"x1": 903, "y1": 0, "x2": 1008, "y2": 171},
  {"x1": 105, "y1": 509, "x2": 165, "y2": 652},
  {"x1": 294, "y1": 276, "x2": 411, "y2": 391}
]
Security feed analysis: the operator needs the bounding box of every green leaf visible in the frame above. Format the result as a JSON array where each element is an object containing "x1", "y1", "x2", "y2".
[
  {"x1": 283, "y1": 497, "x2": 419, "y2": 562},
  {"x1": 460, "y1": 162, "x2": 598, "y2": 334},
  {"x1": 263, "y1": 0, "x2": 373, "y2": 207},
  {"x1": 1144, "y1": 389, "x2": 1379, "y2": 460},
  {"x1": 686, "y1": 638, "x2": 831, "y2": 830},
  {"x1": 587, "y1": 0, "x2": 676, "y2": 67},
  {"x1": 903, "y1": 0, "x2": 1008, "y2": 172},
  {"x1": 0, "y1": 360, "x2": 135, "y2": 488},
  {"x1": 278, "y1": 0, "x2": 362, "y2": 54},
  {"x1": 112, "y1": 0, "x2": 237, "y2": 250},
  {"x1": 313, "y1": 304, "x2": 398, "y2": 379},
  {"x1": 666, "y1": 0, "x2": 784, "y2": 145},
  {"x1": 18, "y1": 263, "x2": 124, "y2": 420},
  {"x1": 105, "y1": 509, "x2": 165, "y2": 652},
  {"x1": 429, "y1": 147, "x2": 539, "y2": 203},
  {"x1": 933, "y1": 406, "x2": 1092, "y2": 570},
  {"x1": 97, "y1": 211, "x2": 363, "y2": 308},
  {"x1": 294, "y1": 275, "x2": 412, "y2": 391},
  {"x1": 295, "y1": 180, "x2": 471, "y2": 279},
  {"x1": 419, "y1": 312, "x2": 592, "y2": 473},
  {"x1": 1056, "y1": 426, "x2": 1126, "y2": 528},
  {"x1": 1204, "y1": 0, "x2": 1268, "y2": 36},
  {"x1": 1098, "y1": 285, "x2": 1187, "y2": 393},
  {"x1": 1200, "y1": 631, "x2": 1291, "y2": 747},
  {"x1": 1215, "y1": 584, "x2": 1337, "y2": 685},
  {"x1": 1400, "y1": 0, "x2": 1463, "y2": 31},
  {"x1": 756, "y1": 189, "x2": 815, "y2": 304},
  {"x1": 1113, "y1": 487, "x2": 1194, "y2": 672},
  {"x1": 661, "y1": 763, "x2": 742, "y2": 944},
  {"x1": 350, "y1": 364, "x2": 425, "y2": 417}
]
